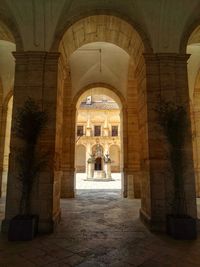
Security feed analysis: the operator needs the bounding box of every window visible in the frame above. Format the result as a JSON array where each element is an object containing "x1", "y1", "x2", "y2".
[
  {"x1": 112, "y1": 126, "x2": 118, "y2": 136},
  {"x1": 77, "y1": 125, "x2": 84, "y2": 136},
  {"x1": 94, "y1": 125, "x2": 101, "y2": 136}
]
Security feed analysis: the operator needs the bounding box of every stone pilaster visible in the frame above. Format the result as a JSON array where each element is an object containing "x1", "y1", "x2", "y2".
[
  {"x1": 60, "y1": 66, "x2": 75, "y2": 198},
  {"x1": 1, "y1": 51, "x2": 61, "y2": 233},
  {"x1": 0, "y1": 102, "x2": 6, "y2": 197},
  {"x1": 126, "y1": 61, "x2": 142, "y2": 199},
  {"x1": 140, "y1": 53, "x2": 197, "y2": 231},
  {"x1": 191, "y1": 87, "x2": 200, "y2": 197}
]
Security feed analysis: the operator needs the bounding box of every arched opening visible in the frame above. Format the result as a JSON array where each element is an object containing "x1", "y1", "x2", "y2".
[
  {"x1": 95, "y1": 157, "x2": 102, "y2": 171},
  {"x1": 0, "y1": 23, "x2": 16, "y2": 225},
  {"x1": 186, "y1": 24, "x2": 200, "y2": 218},
  {"x1": 75, "y1": 87, "x2": 123, "y2": 192},
  {"x1": 92, "y1": 145, "x2": 104, "y2": 171},
  {"x1": 56, "y1": 14, "x2": 151, "y2": 229}
]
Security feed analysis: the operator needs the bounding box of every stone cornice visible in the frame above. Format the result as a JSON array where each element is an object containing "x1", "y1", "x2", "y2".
[
  {"x1": 12, "y1": 51, "x2": 60, "y2": 63},
  {"x1": 143, "y1": 53, "x2": 191, "y2": 62}
]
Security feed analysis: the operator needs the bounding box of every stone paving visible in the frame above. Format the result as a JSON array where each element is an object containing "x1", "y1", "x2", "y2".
[
  {"x1": 0, "y1": 190, "x2": 200, "y2": 266},
  {"x1": 75, "y1": 173, "x2": 121, "y2": 190}
]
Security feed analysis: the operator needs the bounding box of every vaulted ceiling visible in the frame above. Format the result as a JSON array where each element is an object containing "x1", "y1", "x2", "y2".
[{"x1": 69, "y1": 42, "x2": 129, "y2": 96}]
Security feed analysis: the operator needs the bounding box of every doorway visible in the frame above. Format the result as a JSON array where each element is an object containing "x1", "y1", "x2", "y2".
[{"x1": 95, "y1": 157, "x2": 102, "y2": 171}]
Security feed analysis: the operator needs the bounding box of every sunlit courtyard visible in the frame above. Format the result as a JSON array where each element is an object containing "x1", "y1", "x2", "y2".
[{"x1": 75, "y1": 172, "x2": 122, "y2": 190}]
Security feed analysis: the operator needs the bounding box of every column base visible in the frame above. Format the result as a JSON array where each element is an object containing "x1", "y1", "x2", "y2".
[
  {"x1": 140, "y1": 208, "x2": 166, "y2": 232},
  {"x1": 61, "y1": 170, "x2": 75, "y2": 198},
  {"x1": 1, "y1": 210, "x2": 61, "y2": 234},
  {"x1": 127, "y1": 172, "x2": 141, "y2": 199},
  {"x1": 61, "y1": 191, "x2": 75, "y2": 198},
  {"x1": 123, "y1": 190, "x2": 127, "y2": 198}
]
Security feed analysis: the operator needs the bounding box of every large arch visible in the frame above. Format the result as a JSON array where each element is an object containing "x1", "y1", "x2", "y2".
[
  {"x1": 57, "y1": 15, "x2": 149, "y2": 79},
  {"x1": 51, "y1": 12, "x2": 152, "y2": 54},
  {"x1": 74, "y1": 83, "x2": 125, "y2": 110},
  {"x1": 180, "y1": 19, "x2": 200, "y2": 53},
  {"x1": 0, "y1": 16, "x2": 23, "y2": 51},
  {"x1": 75, "y1": 86, "x2": 123, "y2": 190},
  {"x1": 3, "y1": 13, "x2": 155, "y2": 234},
  {"x1": 57, "y1": 14, "x2": 150, "y2": 227}
]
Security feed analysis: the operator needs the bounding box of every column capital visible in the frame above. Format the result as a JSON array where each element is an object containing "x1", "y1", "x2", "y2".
[
  {"x1": 143, "y1": 53, "x2": 190, "y2": 62},
  {"x1": 12, "y1": 51, "x2": 60, "y2": 64}
]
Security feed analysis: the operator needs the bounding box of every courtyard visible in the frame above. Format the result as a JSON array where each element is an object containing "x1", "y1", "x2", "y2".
[{"x1": 75, "y1": 173, "x2": 122, "y2": 190}]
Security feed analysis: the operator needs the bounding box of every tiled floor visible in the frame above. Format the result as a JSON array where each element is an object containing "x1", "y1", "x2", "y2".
[{"x1": 0, "y1": 190, "x2": 200, "y2": 266}]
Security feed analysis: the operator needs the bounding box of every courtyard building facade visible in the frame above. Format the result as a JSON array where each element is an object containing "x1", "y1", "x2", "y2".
[{"x1": 75, "y1": 94, "x2": 121, "y2": 175}]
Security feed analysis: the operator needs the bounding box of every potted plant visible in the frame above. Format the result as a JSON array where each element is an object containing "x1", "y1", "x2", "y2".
[
  {"x1": 8, "y1": 98, "x2": 48, "y2": 241},
  {"x1": 157, "y1": 101, "x2": 197, "y2": 239}
]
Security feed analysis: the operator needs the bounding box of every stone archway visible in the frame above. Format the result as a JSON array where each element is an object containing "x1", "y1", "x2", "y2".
[
  {"x1": 0, "y1": 6, "x2": 197, "y2": 236},
  {"x1": 95, "y1": 157, "x2": 102, "y2": 171},
  {"x1": 5, "y1": 13, "x2": 182, "y2": 234},
  {"x1": 56, "y1": 14, "x2": 155, "y2": 230},
  {"x1": 0, "y1": 18, "x2": 23, "y2": 51},
  {"x1": 57, "y1": 14, "x2": 149, "y2": 199},
  {"x1": 73, "y1": 85, "x2": 125, "y2": 193}
]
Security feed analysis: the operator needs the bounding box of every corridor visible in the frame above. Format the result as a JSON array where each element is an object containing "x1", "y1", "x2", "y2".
[{"x1": 0, "y1": 191, "x2": 200, "y2": 266}]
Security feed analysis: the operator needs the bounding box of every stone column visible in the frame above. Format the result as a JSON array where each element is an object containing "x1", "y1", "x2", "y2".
[
  {"x1": 2, "y1": 51, "x2": 61, "y2": 234},
  {"x1": 87, "y1": 162, "x2": 94, "y2": 179},
  {"x1": 104, "y1": 162, "x2": 111, "y2": 179},
  {"x1": 140, "y1": 53, "x2": 197, "y2": 231},
  {"x1": 191, "y1": 87, "x2": 200, "y2": 197},
  {"x1": 85, "y1": 143, "x2": 91, "y2": 174},
  {"x1": 0, "y1": 101, "x2": 7, "y2": 197},
  {"x1": 86, "y1": 112, "x2": 91, "y2": 136},
  {"x1": 1, "y1": 97, "x2": 13, "y2": 197},
  {"x1": 103, "y1": 111, "x2": 109, "y2": 136},
  {"x1": 86, "y1": 128, "x2": 91, "y2": 136},
  {"x1": 61, "y1": 66, "x2": 75, "y2": 198},
  {"x1": 126, "y1": 61, "x2": 141, "y2": 199},
  {"x1": 0, "y1": 84, "x2": 2, "y2": 197}
]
